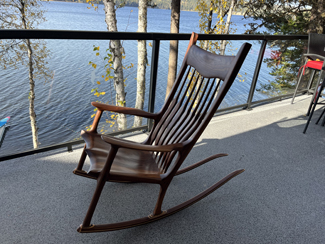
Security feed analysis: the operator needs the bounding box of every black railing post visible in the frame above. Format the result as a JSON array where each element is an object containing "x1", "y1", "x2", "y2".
[
  {"x1": 246, "y1": 39, "x2": 267, "y2": 110},
  {"x1": 148, "y1": 39, "x2": 160, "y2": 131}
]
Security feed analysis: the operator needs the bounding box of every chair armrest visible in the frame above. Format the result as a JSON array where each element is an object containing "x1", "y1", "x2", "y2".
[
  {"x1": 91, "y1": 102, "x2": 158, "y2": 120},
  {"x1": 303, "y1": 54, "x2": 325, "y2": 61},
  {"x1": 101, "y1": 134, "x2": 189, "y2": 152}
]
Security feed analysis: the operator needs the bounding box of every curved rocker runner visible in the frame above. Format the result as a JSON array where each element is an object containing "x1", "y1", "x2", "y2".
[{"x1": 73, "y1": 33, "x2": 251, "y2": 233}]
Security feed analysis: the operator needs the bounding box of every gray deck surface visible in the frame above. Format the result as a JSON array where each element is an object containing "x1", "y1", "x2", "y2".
[{"x1": 1, "y1": 95, "x2": 325, "y2": 244}]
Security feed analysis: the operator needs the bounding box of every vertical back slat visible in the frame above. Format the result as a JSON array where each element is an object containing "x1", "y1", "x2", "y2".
[
  {"x1": 156, "y1": 69, "x2": 203, "y2": 168},
  {"x1": 170, "y1": 78, "x2": 219, "y2": 146},
  {"x1": 160, "y1": 78, "x2": 221, "y2": 173},
  {"x1": 155, "y1": 70, "x2": 220, "y2": 171},
  {"x1": 150, "y1": 66, "x2": 193, "y2": 145},
  {"x1": 157, "y1": 71, "x2": 203, "y2": 147},
  {"x1": 154, "y1": 68, "x2": 200, "y2": 147},
  {"x1": 160, "y1": 74, "x2": 211, "y2": 147}
]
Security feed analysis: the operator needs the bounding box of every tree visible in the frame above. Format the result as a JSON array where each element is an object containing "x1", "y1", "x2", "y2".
[
  {"x1": 243, "y1": 0, "x2": 325, "y2": 94},
  {"x1": 165, "y1": 0, "x2": 181, "y2": 99},
  {"x1": 88, "y1": 0, "x2": 156, "y2": 129},
  {"x1": 193, "y1": 0, "x2": 242, "y2": 102},
  {"x1": 244, "y1": 0, "x2": 325, "y2": 35},
  {"x1": 133, "y1": 0, "x2": 147, "y2": 127},
  {"x1": 219, "y1": 0, "x2": 236, "y2": 55},
  {"x1": 196, "y1": 0, "x2": 240, "y2": 54},
  {"x1": 86, "y1": 0, "x2": 132, "y2": 130},
  {"x1": 102, "y1": 0, "x2": 127, "y2": 130},
  {"x1": 0, "y1": 0, "x2": 51, "y2": 149}
]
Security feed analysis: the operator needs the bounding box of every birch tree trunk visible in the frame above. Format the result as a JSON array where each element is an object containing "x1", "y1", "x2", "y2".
[
  {"x1": 219, "y1": 0, "x2": 235, "y2": 55},
  {"x1": 1, "y1": 0, "x2": 50, "y2": 149},
  {"x1": 133, "y1": 0, "x2": 147, "y2": 127},
  {"x1": 103, "y1": 0, "x2": 127, "y2": 130},
  {"x1": 165, "y1": 0, "x2": 181, "y2": 99},
  {"x1": 27, "y1": 39, "x2": 39, "y2": 149},
  {"x1": 203, "y1": 1, "x2": 214, "y2": 51},
  {"x1": 21, "y1": 2, "x2": 39, "y2": 148}
]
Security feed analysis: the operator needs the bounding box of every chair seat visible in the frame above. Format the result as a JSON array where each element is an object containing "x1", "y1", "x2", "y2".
[
  {"x1": 305, "y1": 60, "x2": 323, "y2": 70},
  {"x1": 81, "y1": 130, "x2": 162, "y2": 182}
]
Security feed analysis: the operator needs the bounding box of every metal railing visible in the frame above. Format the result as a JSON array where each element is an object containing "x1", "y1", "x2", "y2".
[{"x1": 0, "y1": 30, "x2": 308, "y2": 161}]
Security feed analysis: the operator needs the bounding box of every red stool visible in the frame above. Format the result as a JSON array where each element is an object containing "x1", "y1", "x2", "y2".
[{"x1": 291, "y1": 33, "x2": 325, "y2": 109}]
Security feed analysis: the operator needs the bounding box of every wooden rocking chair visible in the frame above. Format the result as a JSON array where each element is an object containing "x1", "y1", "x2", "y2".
[{"x1": 73, "y1": 33, "x2": 251, "y2": 233}]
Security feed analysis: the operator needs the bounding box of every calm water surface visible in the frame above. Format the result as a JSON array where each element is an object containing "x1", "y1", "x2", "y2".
[{"x1": 0, "y1": 1, "x2": 271, "y2": 155}]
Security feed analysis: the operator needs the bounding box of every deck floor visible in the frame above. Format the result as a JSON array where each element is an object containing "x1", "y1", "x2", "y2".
[{"x1": 1, "y1": 95, "x2": 325, "y2": 244}]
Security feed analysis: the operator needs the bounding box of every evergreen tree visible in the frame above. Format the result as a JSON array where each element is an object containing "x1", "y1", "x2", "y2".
[{"x1": 243, "y1": 0, "x2": 325, "y2": 94}]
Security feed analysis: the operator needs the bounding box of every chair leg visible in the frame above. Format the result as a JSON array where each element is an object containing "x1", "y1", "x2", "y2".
[
  {"x1": 82, "y1": 174, "x2": 108, "y2": 227},
  {"x1": 76, "y1": 144, "x2": 87, "y2": 171},
  {"x1": 307, "y1": 70, "x2": 323, "y2": 116},
  {"x1": 303, "y1": 79, "x2": 325, "y2": 133},
  {"x1": 81, "y1": 146, "x2": 118, "y2": 228},
  {"x1": 291, "y1": 67, "x2": 305, "y2": 104},
  {"x1": 322, "y1": 111, "x2": 325, "y2": 126},
  {"x1": 151, "y1": 184, "x2": 169, "y2": 217},
  {"x1": 307, "y1": 69, "x2": 316, "y2": 95},
  {"x1": 316, "y1": 107, "x2": 325, "y2": 125}
]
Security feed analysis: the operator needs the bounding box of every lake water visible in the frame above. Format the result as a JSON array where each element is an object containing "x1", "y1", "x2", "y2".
[{"x1": 0, "y1": 1, "x2": 272, "y2": 155}]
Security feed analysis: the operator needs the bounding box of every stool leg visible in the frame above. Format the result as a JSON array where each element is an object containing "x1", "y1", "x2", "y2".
[
  {"x1": 315, "y1": 107, "x2": 325, "y2": 124},
  {"x1": 292, "y1": 65, "x2": 306, "y2": 104},
  {"x1": 321, "y1": 111, "x2": 325, "y2": 126},
  {"x1": 304, "y1": 78, "x2": 325, "y2": 133},
  {"x1": 306, "y1": 70, "x2": 323, "y2": 116},
  {"x1": 307, "y1": 69, "x2": 316, "y2": 95},
  {"x1": 304, "y1": 99, "x2": 317, "y2": 133}
]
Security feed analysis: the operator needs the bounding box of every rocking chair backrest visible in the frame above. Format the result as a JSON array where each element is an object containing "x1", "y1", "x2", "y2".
[{"x1": 147, "y1": 33, "x2": 251, "y2": 174}]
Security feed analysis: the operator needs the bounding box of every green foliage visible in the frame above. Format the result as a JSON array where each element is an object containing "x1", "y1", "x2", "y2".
[
  {"x1": 87, "y1": 45, "x2": 133, "y2": 132},
  {"x1": 187, "y1": 0, "x2": 246, "y2": 104},
  {"x1": 244, "y1": 0, "x2": 323, "y2": 35},
  {"x1": 257, "y1": 41, "x2": 307, "y2": 95},
  {"x1": 88, "y1": 45, "x2": 117, "y2": 131},
  {"x1": 195, "y1": 0, "x2": 246, "y2": 83},
  {"x1": 195, "y1": 0, "x2": 244, "y2": 53},
  {"x1": 244, "y1": 0, "x2": 323, "y2": 94}
]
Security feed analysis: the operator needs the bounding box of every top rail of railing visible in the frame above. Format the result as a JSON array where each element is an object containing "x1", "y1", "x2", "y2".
[{"x1": 0, "y1": 29, "x2": 308, "y2": 41}]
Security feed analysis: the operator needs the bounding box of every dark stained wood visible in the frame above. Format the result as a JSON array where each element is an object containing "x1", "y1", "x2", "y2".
[
  {"x1": 91, "y1": 102, "x2": 158, "y2": 120},
  {"x1": 74, "y1": 32, "x2": 252, "y2": 233},
  {"x1": 175, "y1": 153, "x2": 228, "y2": 175},
  {"x1": 77, "y1": 169, "x2": 245, "y2": 233}
]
